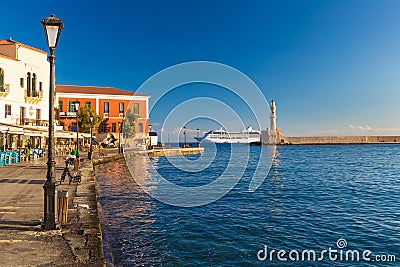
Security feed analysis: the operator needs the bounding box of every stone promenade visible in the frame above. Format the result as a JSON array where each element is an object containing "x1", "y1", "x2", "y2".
[{"x1": 0, "y1": 153, "x2": 106, "y2": 266}]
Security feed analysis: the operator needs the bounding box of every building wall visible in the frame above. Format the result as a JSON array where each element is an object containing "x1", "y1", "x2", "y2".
[
  {"x1": 57, "y1": 93, "x2": 149, "y2": 136},
  {"x1": 0, "y1": 42, "x2": 50, "y2": 126}
]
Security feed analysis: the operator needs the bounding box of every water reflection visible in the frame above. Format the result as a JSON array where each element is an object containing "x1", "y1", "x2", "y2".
[{"x1": 96, "y1": 159, "x2": 162, "y2": 266}]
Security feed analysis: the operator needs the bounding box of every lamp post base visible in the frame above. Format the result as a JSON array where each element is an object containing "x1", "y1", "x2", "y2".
[{"x1": 42, "y1": 180, "x2": 59, "y2": 230}]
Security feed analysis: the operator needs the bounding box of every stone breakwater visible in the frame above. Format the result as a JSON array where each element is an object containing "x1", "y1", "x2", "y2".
[{"x1": 281, "y1": 136, "x2": 400, "y2": 145}]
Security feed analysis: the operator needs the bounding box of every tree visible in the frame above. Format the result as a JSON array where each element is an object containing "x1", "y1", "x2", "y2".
[
  {"x1": 77, "y1": 106, "x2": 103, "y2": 133},
  {"x1": 123, "y1": 107, "x2": 137, "y2": 139}
]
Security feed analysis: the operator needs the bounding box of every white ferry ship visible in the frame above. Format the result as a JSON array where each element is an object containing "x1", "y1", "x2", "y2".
[{"x1": 195, "y1": 127, "x2": 261, "y2": 144}]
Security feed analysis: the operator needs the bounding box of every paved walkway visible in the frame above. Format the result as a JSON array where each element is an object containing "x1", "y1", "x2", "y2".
[
  {"x1": 0, "y1": 156, "x2": 77, "y2": 266},
  {"x1": 0, "y1": 151, "x2": 112, "y2": 266}
]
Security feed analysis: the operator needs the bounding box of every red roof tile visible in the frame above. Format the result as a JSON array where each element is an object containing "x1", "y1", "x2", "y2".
[
  {"x1": 0, "y1": 39, "x2": 47, "y2": 54},
  {"x1": 56, "y1": 85, "x2": 149, "y2": 97}
]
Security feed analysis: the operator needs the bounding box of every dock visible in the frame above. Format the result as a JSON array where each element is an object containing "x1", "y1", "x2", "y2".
[
  {"x1": 147, "y1": 147, "x2": 204, "y2": 157},
  {"x1": 93, "y1": 147, "x2": 204, "y2": 166}
]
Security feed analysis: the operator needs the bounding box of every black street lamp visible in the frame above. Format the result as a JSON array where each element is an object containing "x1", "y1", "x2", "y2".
[
  {"x1": 118, "y1": 121, "x2": 123, "y2": 153},
  {"x1": 197, "y1": 128, "x2": 200, "y2": 147},
  {"x1": 88, "y1": 115, "x2": 94, "y2": 159},
  {"x1": 41, "y1": 14, "x2": 63, "y2": 230},
  {"x1": 74, "y1": 100, "x2": 80, "y2": 155},
  {"x1": 183, "y1": 126, "x2": 186, "y2": 148}
]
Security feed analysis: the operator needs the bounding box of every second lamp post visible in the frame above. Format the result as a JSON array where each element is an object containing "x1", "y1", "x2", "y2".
[
  {"x1": 118, "y1": 121, "x2": 123, "y2": 153},
  {"x1": 88, "y1": 115, "x2": 94, "y2": 159},
  {"x1": 74, "y1": 101, "x2": 80, "y2": 155}
]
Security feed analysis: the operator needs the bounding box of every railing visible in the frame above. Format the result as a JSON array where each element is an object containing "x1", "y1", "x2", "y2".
[
  {"x1": 59, "y1": 111, "x2": 77, "y2": 117},
  {"x1": 24, "y1": 89, "x2": 43, "y2": 98},
  {"x1": 0, "y1": 84, "x2": 10, "y2": 92},
  {"x1": 35, "y1": 120, "x2": 45, "y2": 126},
  {"x1": 19, "y1": 118, "x2": 46, "y2": 126}
]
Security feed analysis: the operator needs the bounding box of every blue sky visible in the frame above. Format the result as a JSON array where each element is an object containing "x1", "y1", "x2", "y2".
[{"x1": 3, "y1": 0, "x2": 400, "y2": 137}]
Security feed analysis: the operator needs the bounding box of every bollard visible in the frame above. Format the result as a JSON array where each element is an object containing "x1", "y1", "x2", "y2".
[{"x1": 57, "y1": 190, "x2": 69, "y2": 226}]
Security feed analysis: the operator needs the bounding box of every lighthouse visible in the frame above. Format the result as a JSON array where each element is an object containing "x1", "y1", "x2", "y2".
[{"x1": 269, "y1": 99, "x2": 277, "y2": 144}]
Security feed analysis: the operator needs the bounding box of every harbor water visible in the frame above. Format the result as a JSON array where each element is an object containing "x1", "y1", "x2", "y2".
[{"x1": 95, "y1": 144, "x2": 400, "y2": 266}]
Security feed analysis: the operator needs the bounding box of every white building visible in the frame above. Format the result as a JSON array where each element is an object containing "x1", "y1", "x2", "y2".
[{"x1": 0, "y1": 39, "x2": 50, "y2": 149}]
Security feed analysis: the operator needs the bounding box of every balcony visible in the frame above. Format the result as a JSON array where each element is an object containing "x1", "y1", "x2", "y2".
[
  {"x1": 19, "y1": 118, "x2": 47, "y2": 127},
  {"x1": 59, "y1": 111, "x2": 78, "y2": 118},
  {"x1": 24, "y1": 89, "x2": 43, "y2": 104},
  {"x1": 0, "y1": 84, "x2": 10, "y2": 97}
]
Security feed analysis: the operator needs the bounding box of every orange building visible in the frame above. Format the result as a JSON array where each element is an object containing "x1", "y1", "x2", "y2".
[{"x1": 55, "y1": 85, "x2": 149, "y2": 145}]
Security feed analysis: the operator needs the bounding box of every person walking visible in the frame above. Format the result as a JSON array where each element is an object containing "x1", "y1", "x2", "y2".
[{"x1": 24, "y1": 140, "x2": 31, "y2": 161}]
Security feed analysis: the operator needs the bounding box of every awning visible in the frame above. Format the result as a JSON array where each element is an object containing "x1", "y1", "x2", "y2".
[
  {"x1": 7, "y1": 126, "x2": 24, "y2": 135},
  {"x1": 23, "y1": 131, "x2": 45, "y2": 137},
  {"x1": 54, "y1": 132, "x2": 84, "y2": 139},
  {"x1": 80, "y1": 133, "x2": 91, "y2": 138},
  {"x1": 0, "y1": 126, "x2": 8, "y2": 133}
]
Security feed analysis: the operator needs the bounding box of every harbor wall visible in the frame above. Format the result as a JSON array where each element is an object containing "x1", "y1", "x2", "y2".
[{"x1": 281, "y1": 136, "x2": 400, "y2": 145}]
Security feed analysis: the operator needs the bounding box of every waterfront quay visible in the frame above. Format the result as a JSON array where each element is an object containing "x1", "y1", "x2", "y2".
[
  {"x1": 0, "y1": 146, "x2": 202, "y2": 266},
  {"x1": 0, "y1": 153, "x2": 106, "y2": 266}
]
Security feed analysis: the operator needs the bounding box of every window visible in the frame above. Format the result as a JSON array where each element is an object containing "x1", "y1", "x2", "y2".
[
  {"x1": 101, "y1": 122, "x2": 107, "y2": 133},
  {"x1": 20, "y1": 78, "x2": 24, "y2": 87},
  {"x1": 20, "y1": 107, "x2": 26, "y2": 125},
  {"x1": 5, "y1": 105, "x2": 11, "y2": 117},
  {"x1": 0, "y1": 68, "x2": 4, "y2": 89},
  {"x1": 138, "y1": 123, "x2": 143, "y2": 133},
  {"x1": 134, "y1": 103, "x2": 139, "y2": 116},
  {"x1": 39, "y1": 82, "x2": 42, "y2": 91},
  {"x1": 59, "y1": 101, "x2": 63, "y2": 112},
  {"x1": 36, "y1": 109, "x2": 41, "y2": 122},
  {"x1": 104, "y1": 102, "x2": 109, "y2": 113},
  {"x1": 112, "y1": 123, "x2": 116, "y2": 132},
  {"x1": 32, "y1": 73, "x2": 36, "y2": 96},
  {"x1": 86, "y1": 101, "x2": 91, "y2": 109},
  {"x1": 27, "y1": 72, "x2": 31, "y2": 95},
  {"x1": 69, "y1": 101, "x2": 80, "y2": 112},
  {"x1": 119, "y1": 102, "x2": 124, "y2": 114}
]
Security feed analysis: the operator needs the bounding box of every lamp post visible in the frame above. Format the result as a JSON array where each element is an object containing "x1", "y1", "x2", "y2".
[
  {"x1": 183, "y1": 126, "x2": 186, "y2": 148},
  {"x1": 88, "y1": 115, "x2": 94, "y2": 159},
  {"x1": 74, "y1": 100, "x2": 80, "y2": 155},
  {"x1": 148, "y1": 124, "x2": 152, "y2": 149},
  {"x1": 41, "y1": 14, "x2": 63, "y2": 230},
  {"x1": 118, "y1": 121, "x2": 123, "y2": 153},
  {"x1": 197, "y1": 128, "x2": 200, "y2": 147}
]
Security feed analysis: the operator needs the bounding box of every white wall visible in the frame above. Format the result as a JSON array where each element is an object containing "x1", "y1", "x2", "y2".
[{"x1": 0, "y1": 43, "x2": 50, "y2": 125}]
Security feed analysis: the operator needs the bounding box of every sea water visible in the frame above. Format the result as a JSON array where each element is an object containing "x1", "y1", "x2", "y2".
[{"x1": 95, "y1": 144, "x2": 400, "y2": 266}]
